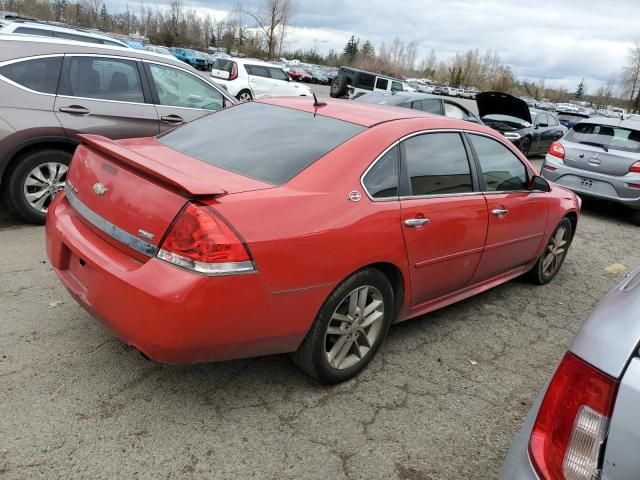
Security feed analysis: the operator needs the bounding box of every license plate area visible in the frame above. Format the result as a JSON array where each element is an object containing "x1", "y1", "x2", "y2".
[{"x1": 68, "y1": 252, "x2": 92, "y2": 289}]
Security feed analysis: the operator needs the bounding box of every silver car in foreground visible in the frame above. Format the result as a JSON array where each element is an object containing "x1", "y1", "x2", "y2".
[
  {"x1": 500, "y1": 266, "x2": 640, "y2": 480},
  {"x1": 541, "y1": 117, "x2": 640, "y2": 225}
]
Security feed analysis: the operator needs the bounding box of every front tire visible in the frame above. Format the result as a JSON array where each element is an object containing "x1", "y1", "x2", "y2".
[
  {"x1": 290, "y1": 268, "x2": 394, "y2": 384},
  {"x1": 5, "y1": 148, "x2": 71, "y2": 224},
  {"x1": 528, "y1": 218, "x2": 572, "y2": 284},
  {"x1": 519, "y1": 136, "x2": 532, "y2": 156},
  {"x1": 631, "y1": 210, "x2": 640, "y2": 226}
]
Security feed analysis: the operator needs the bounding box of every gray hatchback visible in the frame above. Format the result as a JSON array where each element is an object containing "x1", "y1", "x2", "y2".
[
  {"x1": 541, "y1": 117, "x2": 640, "y2": 225},
  {"x1": 0, "y1": 34, "x2": 234, "y2": 223},
  {"x1": 501, "y1": 266, "x2": 640, "y2": 479}
]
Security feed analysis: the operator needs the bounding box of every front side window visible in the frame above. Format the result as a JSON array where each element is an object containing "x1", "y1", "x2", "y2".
[
  {"x1": 444, "y1": 102, "x2": 469, "y2": 120},
  {"x1": 536, "y1": 113, "x2": 549, "y2": 126},
  {"x1": 469, "y1": 134, "x2": 528, "y2": 191},
  {"x1": 363, "y1": 146, "x2": 399, "y2": 199},
  {"x1": 0, "y1": 57, "x2": 63, "y2": 94},
  {"x1": 414, "y1": 99, "x2": 442, "y2": 114},
  {"x1": 63, "y1": 57, "x2": 144, "y2": 103},
  {"x1": 159, "y1": 102, "x2": 365, "y2": 185},
  {"x1": 148, "y1": 63, "x2": 223, "y2": 111},
  {"x1": 269, "y1": 67, "x2": 289, "y2": 81},
  {"x1": 375, "y1": 78, "x2": 388, "y2": 90},
  {"x1": 391, "y1": 81, "x2": 403, "y2": 92},
  {"x1": 403, "y1": 132, "x2": 473, "y2": 196}
]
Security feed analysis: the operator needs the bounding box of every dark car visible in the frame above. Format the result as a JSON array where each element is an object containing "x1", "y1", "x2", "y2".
[
  {"x1": 477, "y1": 91, "x2": 566, "y2": 156},
  {"x1": 354, "y1": 91, "x2": 482, "y2": 124},
  {"x1": 0, "y1": 34, "x2": 234, "y2": 223},
  {"x1": 556, "y1": 110, "x2": 593, "y2": 129}
]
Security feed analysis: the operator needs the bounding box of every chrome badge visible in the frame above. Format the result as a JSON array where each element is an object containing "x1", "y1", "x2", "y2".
[
  {"x1": 137, "y1": 229, "x2": 155, "y2": 241},
  {"x1": 92, "y1": 183, "x2": 108, "y2": 196}
]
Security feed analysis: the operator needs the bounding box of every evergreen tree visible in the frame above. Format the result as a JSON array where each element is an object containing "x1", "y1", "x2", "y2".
[
  {"x1": 575, "y1": 79, "x2": 586, "y2": 99},
  {"x1": 361, "y1": 40, "x2": 375, "y2": 58},
  {"x1": 343, "y1": 35, "x2": 359, "y2": 63}
]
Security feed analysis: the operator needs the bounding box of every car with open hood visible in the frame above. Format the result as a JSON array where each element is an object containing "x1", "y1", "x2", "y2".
[{"x1": 477, "y1": 91, "x2": 566, "y2": 156}]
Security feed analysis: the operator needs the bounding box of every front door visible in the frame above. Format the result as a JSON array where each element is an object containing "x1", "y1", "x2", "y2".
[
  {"x1": 55, "y1": 55, "x2": 160, "y2": 140},
  {"x1": 399, "y1": 132, "x2": 489, "y2": 306},
  {"x1": 466, "y1": 133, "x2": 548, "y2": 282},
  {"x1": 144, "y1": 62, "x2": 226, "y2": 131}
]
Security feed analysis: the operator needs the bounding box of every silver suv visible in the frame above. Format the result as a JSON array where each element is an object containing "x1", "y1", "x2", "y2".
[
  {"x1": 0, "y1": 34, "x2": 234, "y2": 223},
  {"x1": 541, "y1": 117, "x2": 640, "y2": 225}
]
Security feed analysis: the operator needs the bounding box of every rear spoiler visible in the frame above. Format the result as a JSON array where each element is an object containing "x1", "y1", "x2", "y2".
[{"x1": 78, "y1": 134, "x2": 226, "y2": 197}]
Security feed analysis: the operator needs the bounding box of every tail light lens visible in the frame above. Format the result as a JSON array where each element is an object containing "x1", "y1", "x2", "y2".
[
  {"x1": 630, "y1": 161, "x2": 640, "y2": 173},
  {"x1": 156, "y1": 202, "x2": 254, "y2": 276},
  {"x1": 229, "y1": 62, "x2": 238, "y2": 81},
  {"x1": 549, "y1": 141, "x2": 565, "y2": 160},
  {"x1": 529, "y1": 353, "x2": 619, "y2": 480}
]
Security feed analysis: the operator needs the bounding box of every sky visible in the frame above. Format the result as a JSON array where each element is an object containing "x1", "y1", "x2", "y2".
[{"x1": 109, "y1": 0, "x2": 637, "y2": 91}]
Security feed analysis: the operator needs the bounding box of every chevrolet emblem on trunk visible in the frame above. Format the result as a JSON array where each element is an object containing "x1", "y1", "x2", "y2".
[{"x1": 92, "y1": 183, "x2": 108, "y2": 196}]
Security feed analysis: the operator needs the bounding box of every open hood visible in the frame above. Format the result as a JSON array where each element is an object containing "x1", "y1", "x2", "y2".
[{"x1": 476, "y1": 91, "x2": 532, "y2": 124}]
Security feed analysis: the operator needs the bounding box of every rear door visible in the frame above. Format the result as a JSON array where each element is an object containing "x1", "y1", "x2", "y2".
[
  {"x1": 399, "y1": 132, "x2": 488, "y2": 306},
  {"x1": 245, "y1": 64, "x2": 272, "y2": 98},
  {"x1": 55, "y1": 55, "x2": 160, "y2": 139},
  {"x1": 467, "y1": 133, "x2": 548, "y2": 282},
  {"x1": 143, "y1": 61, "x2": 226, "y2": 130},
  {"x1": 562, "y1": 122, "x2": 640, "y2": 175}
]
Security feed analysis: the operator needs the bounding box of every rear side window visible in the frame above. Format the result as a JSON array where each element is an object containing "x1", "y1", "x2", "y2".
[
  {"x1": 363, "y1": 146, "x2": 399, "y2": 199},
  {"x1": 159, "y1": 102, "x2": 366, "y2": 185},
  {"x1": 469, "y1": 134, "x2": 528, "y2": 191},
  {"x1": 402, "y1": 132, "x2": 473, "y2": 196},
  {"x1": 14, "y1": 26, "x2": 53, "y2": 36},
  {"x1": 0, "y1": 57, "x2": 63, "y2": 94},
  {"x1": 356, "y1": 73, "x2": 375, "y2": 89},
  {"x1": 565, "y1": 123, "x2": 640, "y2": 153},
  {"x1": 246, "y1": 64, "x2": 269, "y2": 78},
  {"x1": 62, "y1": 57, "x2": 144, "y2": 103},
  {"x1": 53, "y1": 31, "x2": 101, "y2": 44},
  {"x1": 375, "y1": 78, "x2": 388, "y2": 90},
  {"x1": 414, "y1": 99, "x2": 441, "y2": 114}
]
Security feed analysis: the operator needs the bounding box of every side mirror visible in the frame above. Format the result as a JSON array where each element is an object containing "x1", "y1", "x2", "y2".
[{"x1": 530, "y1": 175, "x2": 551, "y2": 192}]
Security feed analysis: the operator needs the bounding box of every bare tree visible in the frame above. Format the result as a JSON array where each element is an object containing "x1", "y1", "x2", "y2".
[
  {"x1": 243, "y1": 0, "x2": 293, "y2": 59},
  {"x1": 621, "y1": 42, "x2": 640, "y2": 112}
]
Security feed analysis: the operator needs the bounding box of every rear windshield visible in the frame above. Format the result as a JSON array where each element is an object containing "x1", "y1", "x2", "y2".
[
  {"x1": 557, "y1": 113, "x2": 588, "y2": 124},
  {"x1": 565, "y1": 123, "x2": 640, "y2": 153},
  {"x1": 212, "y1": 59, "x2": 234, "y2": 72},
  {"x1": 158, "y1": 102, "x2": 366, "y2": 185}
]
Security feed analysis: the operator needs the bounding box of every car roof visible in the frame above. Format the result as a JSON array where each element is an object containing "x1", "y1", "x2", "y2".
[
  {"x1": 259, "y1": 96, "x2": 488, "y2": 130},
  {"x1": 577, "y1": 116, "x2": 640, "y2": 130},
  {"x1": 0, "y1": 33, "x2": 193, "y2": 65},
  {"x1": 232, "y1": 57, "x2": 281, "y2": 68},
  {"x1": 1, "y1": 21, "x2": 127, "y2": 45}
]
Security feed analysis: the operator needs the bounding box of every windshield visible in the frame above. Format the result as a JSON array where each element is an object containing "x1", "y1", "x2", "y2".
[
  {"x1": 565, "y1": 123, "x2": 640, "y2": 153},
  {"x1": 159, "y1": 103, "x2": 366, "y2": 185}
]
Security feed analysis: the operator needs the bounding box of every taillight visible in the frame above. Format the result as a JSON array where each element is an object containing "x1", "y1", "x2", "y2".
[
  {"x1": 229, "y1": 62, "x2": 238, "y2": 81},
  {"x1": 156, "y1": 202, "x2": 254, "y2": 276},
  {"x1": 549, "y1": 141, "x2": 565, "y2": 160},
  {"x1": 529, "y1": 353, "x2": 619, "y2": 480},
  {"x1": 630, "y1": 161, "x2": 640, "y2": 173}
]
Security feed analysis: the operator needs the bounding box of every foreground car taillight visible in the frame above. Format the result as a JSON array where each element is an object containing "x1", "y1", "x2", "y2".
[
  {"x1": 156, "y1": 202, "x2": 254, "y2": 276},
  {"x1": 529, "y1": 353, "x2": 619, "y2": 480},
  {"x1": 630, "y1": 161, "x2": 640, "y2": 173},
  {"x1": 549, "y1": 141, "x2": 565, "y2": 160}
]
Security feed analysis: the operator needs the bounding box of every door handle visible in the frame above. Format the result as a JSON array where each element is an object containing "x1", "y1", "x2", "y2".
[
  {"x1": 59, "y1": 105, "x2": 89, "y2": 115},
  {"x1": 492, "y1": 208, "x2": 509, "y2": 217},
  {"x1": 161, "y1": 115, "x2": 184, "y2": 124},
  {"x1": 404, "y1": 218, "x2": 431, "y2": 227}
]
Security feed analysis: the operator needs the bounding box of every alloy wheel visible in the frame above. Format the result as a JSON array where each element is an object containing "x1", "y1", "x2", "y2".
[
  {"x1": 238, "y1": 92, "x2": 252, "y2": 102},
  {"x1": 23, "y1": 162, "x2": 68, "y2": 213},
  {"x1": 542, "y1": 225, "x2": 568, "y2": 277},
  {"x1": 324, "y1": 285, "x2": 385, "y2": 370}
]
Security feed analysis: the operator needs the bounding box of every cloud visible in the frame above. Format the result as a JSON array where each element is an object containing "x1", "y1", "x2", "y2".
[{"x1": 109, "y1": 0, "x2": 636, "y2": 89}]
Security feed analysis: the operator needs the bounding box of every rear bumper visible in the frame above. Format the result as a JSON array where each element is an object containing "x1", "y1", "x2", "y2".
[
  {"x1": 542, "y1": 155, "x2": 640, "y2": 209},
  {"x1": 46, "y1": 193, "x2": 330, "y2": 364}
]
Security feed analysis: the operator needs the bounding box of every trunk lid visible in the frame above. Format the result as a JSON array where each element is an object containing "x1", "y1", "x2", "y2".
[
  {"x1": 66, "y1": 135, "x2": 273, "y2": 256},
  {"x1": 476, "y1": 91, "x2": 532, "y2": 124},
  {"x1": 561, "y1": 122, "x2": 640, "y2": 176}
]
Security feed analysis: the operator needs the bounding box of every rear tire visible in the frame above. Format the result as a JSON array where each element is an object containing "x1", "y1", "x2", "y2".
[
  {"x1": 528, "y1": 218, "x2": 572, "y2": 284},
  {"x1": 290, "y1": 268, "x2": 394, "y2": 384},
  {"x1": 236, "y1": 90, "x2": 253, "y2": 102},
  {"x1": 330, "y1": 75, "x2": 348, "y2": 98},
  {"x1": 6, "y1": 148, "x2": 71, "y2": 224}
]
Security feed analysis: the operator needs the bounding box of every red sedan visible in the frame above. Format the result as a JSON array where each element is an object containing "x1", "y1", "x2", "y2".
[{"x1": 46, "y1": 97, "x2": 580, "y2": 384}]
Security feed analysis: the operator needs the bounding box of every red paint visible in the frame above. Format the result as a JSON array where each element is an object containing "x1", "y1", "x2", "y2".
[{"x1": 46, "y1": 98, "x2": 580, "y2": 364}]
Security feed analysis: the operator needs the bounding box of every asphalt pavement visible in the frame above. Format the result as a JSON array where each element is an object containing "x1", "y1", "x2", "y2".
[{"x1": 2, "y1": 152, "x2": 639, "y2": 479}]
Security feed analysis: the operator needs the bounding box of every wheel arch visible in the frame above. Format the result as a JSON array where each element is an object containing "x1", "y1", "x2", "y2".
[
  {"x1": 0, "y1": 137, "x2": 78, "y2": 187},
  {"x1": 359, "y1": 261, "x2": 406, "y2": 320},
  {"x1": 564, "y1": 210, "x2": 578, "y2": 240}
]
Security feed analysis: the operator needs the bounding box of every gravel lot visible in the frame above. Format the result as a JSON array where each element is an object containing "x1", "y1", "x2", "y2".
[{"x1": 2, "y1": 150, "x2": 639, "y2": 478}]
